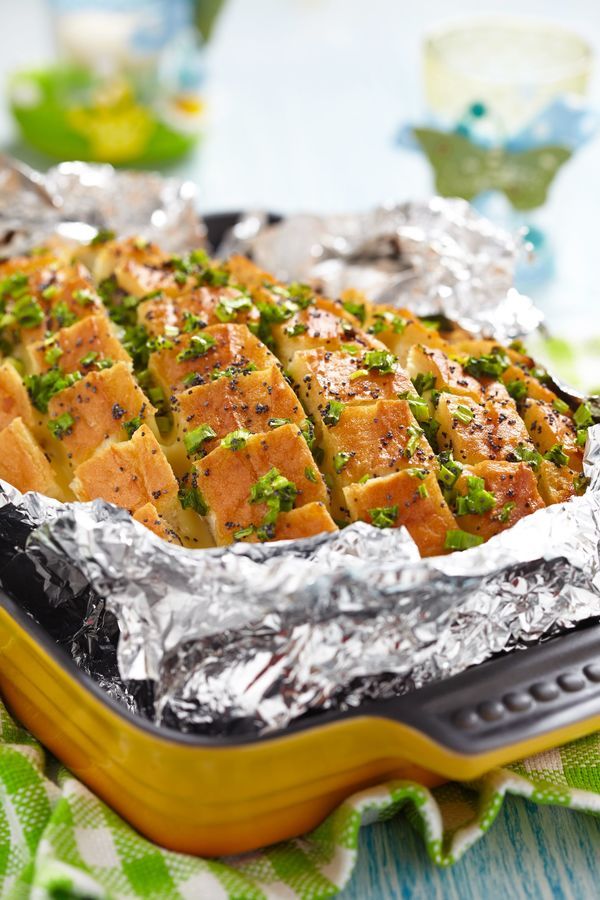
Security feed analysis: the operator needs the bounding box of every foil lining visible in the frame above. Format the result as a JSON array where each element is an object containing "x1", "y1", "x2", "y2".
[
  {"x1": 218, "y1": 200, "x2": 543, "y2": 341},
  {"x1": 0, "y1": 157, "x2": 598, "y2": 736},
  {"x1": 0, "y1": 156, "x2": 204, "y2": 255},
  {"x1": 0, "y1": 427, "x2": 598, "y2": 734}
]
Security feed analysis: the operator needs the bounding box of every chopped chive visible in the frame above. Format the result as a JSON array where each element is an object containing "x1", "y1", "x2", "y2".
[
  {"x1": 333, "y1": 451, "x2": 352, "y2": 473},
  {"x1": 369, "y1": 506, "x2": 398, "y2": 528},
  {"x1": 407, "y1": 394, "x2": 430, "y2": 422},
  {"x1": 221, "y1": 428, "x2": 252, "y2": 450},
  {"x1": 47, "y1": 412, "x2": 74, "y2": 439},
  {"x1": 215, "y1": 292, "x2": 253, "y2": 323},
  {"x1": 506, "y1": 379, "x2": 528, "y2": 402},
  {"x1": 412, "y1": 372, "x2": 436, "y2": 395},
  {"x1": 44, "y1": 344, "x2": 63, "y2": 365},
  {"x1": 184, "y1": 423, "x2": 217, "y2": 455},
  {"x1": 464, "y1": 349, "x2": 510, "y2": 379},
  {"x1": 574, "y1": 402, "x2": 593, "y2": 429},
  {"x1": 405, "y1": 424, "x2": 423, "y2": 458},
  {"x1": 498, "y1": 501, "x2": 516, "y2": 523},
  {"x1": 123, "y1": 416, "x2": 143, "y2": 439},
  {"x1": 42, "y1": 284, "x2": 59, "y2": 301},
  {"x1": 80, "y1": 350, "x2": 99, "y2": 368},
  {"x1": 341, "y1": 299, "x2": 366, "y2": 324},
  {"x1": 454, "y1": 404, "x2": 474, "y2": 425},
  {"x1": 444, "y1": 529, "x2": 484, "y2": 550},
  {"x1": 249, "y1": 467, "x2": 297, "y2": 526},
  {"x1": 454, "y1": 476, "x2": 496, "y2": 516},
  {"x1": 176, "y1": 333, "x2": 216, "y2": 361},
  {"x1": 512, "y1": 443, "x2": 542, "y2": 470},
  {"x1": 284, "y1": 322, "x2": 308, "y2": 337},
  {"x1": 323, "y1": 399, "x2": 344, "y2": 426},
  {"x1": 178, "y1": 481, "x2": 208, "y2": 515},
  {"x1": 362, "y1": 349, "x2": 397, "y2": 374},
  {"x1": 543, "y1": 443, "x2": 569, "y2": 467}
]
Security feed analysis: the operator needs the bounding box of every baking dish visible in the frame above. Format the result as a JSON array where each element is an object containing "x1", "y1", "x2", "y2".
[
  {"x1": 0, "y1": 209, "x2": 598, "y2": 856},
  {"x1": 2, "y1": 588, "x2": 600, "y2": 856}
]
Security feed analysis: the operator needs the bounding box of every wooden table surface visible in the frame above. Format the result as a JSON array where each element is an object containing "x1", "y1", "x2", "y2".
[
  {"x1": 1, "y1": 0, "x2": 600, "y2": 896},
  {"x1": 340, "y1": 797, "x2": 600, "y2": 899}
]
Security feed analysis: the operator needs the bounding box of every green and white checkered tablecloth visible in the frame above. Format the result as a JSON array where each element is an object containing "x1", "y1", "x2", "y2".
[{"x1": 2, "y1": 698, "x2": 600, "y2": 899}]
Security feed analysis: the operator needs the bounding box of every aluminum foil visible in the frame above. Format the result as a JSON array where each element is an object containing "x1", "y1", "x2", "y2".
[
  {"x1": 218, "y1": 200, "x2": 543, "y2": 341},
  {"x1": 1, "y1": 426, "x2": 598, "y2": 735},
  {"x1": 0, "y1": 156, "x2": 598, "y2": 736},
  {"x1": 0, "y1": 156, "x2": 204, "y2": 255}
]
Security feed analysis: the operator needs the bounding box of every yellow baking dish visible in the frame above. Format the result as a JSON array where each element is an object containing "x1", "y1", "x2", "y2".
[{"x1": 2, "y1": 591, "x2": 600, "y2": 856}]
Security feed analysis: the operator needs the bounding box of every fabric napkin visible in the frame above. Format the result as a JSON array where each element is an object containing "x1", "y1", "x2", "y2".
[{"x1": 1, "y1": 697, "x2": 599, "y2": 899}]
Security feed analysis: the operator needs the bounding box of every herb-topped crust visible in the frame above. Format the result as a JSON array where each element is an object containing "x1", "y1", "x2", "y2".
[{"x1": 0, "y1": 236, "x2": 588, "y2": 554}]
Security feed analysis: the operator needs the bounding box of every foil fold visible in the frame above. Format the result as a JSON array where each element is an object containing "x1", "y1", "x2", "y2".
[
  {"x1": 4, "y1": 424, "x2": 597, "y2": 735},
  {"x1": 218, "y1": 199, "x2": 543, "y2": 341},
  {"x1": 0, "y1": 157, "x2": 204, "y2": 255}
]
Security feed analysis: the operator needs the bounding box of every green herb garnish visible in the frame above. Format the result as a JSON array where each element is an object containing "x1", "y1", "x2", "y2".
[
  {"x1": 368, "y1": 311, "x2": 407, "y2": 335},
  {"x1": 176, "y1": 333, "x2": 217, "y2": 362},
  {"x1": 333, "y1": 451, "x2": 352, "y2": 473},
  {"x1": 73, "y1": 288, "x2": 96, "y2": 307},
  {"x1": 323, "y1": 399, "x2": 345, "y2": 426},
  {"x1": 53, "y1": 302, "x2": 76, "y2": 329},
  {"x1": 123, "y1": 416, "x2": 142, "y2": 439},
  {"x1": 221, "y1": 428, "x2": 252, "y2": 450},
  {"x1": 300, "y1": 417, "x2": 316, "y2": 449},
  {"x1": 268, "y1": 417, "x2": 291, "y2": 429},
  {"x1": 25, "y1": 369, "x2": 82, "y2": 412},
  {"x1": 215, "y1": 292, "x2": 253, "y2": 323},
  {"x1": 44, "y1": 344, "x2": 63, "y2": 366},
  {"x1": 405, "y1": 424, "x2": 423, "y2": 458},
  {"x1": 437, "y1": 451, "x2": 463, "y2": 489},
  {"x1": 454, "y1": 476, "x2": 496, "y2": 516},
  {"x1": 342, "y1": 299, "x2": 366, "y2": 324},
  {"x1": 249, "y1": 467, "x2": 298, "y2": 526},
  {"x1": 362, "y1": 349, "x2": 397, "y2": 374},
  {"x1": 407, "y1": 394, "x2": 430, "y2": 422},
  {"x1": 512, "y1": 443, "x2": 542, "y2": 470},
  {"x1": 412, "y1": 372, "x2": 436, "y2": 395},
  {"x1": 284, "y1": 322, "x2": 308, "y2": 337},
  {"x1": 544, "y1": 443, "x2": 569, "y2": 467},
  {"x1": 574, "y1": 401, "x2": 593, "y2": 429},
  {"x1": 444, "y1": 529, "x2": 484, "y2": 551},
  {"x1": 454, "y1": 404, "x2": 474, "y2": 425},
  {"x1": 182, "y1": 312, "x2": 207, "y2": 333},
  {"x1": 184, "y1": 423, "x2": 217, "y2": 455},
  {"x1": 506, "y1": 379, "x2": 528, "y2": 402},
  {"x1": 178, "y1": 477, "x2": 208, "y2": 515},
  {"x1": 369, "y1": 506, "x2": 398, "y2": 529},
  {"x1": 80, "y1": 351, "x2": 98, "y2": 368},
  {"x1": 498, "y1": 501, "x2": 516, "y2": 523},
  {"x1": 464, "y1": 348, "x2": 510, "y2": 379},
  {"x1": 47, "y1": 412, "x2": 74, "y2": 440},
  {"x1": 90, "y1": 229, "x2": 116, "y2": 246}
]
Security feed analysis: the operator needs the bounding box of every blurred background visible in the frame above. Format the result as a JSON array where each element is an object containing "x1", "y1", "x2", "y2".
[{"x1": 0, "y1": 0, "x2": 599, "y2": 386}]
